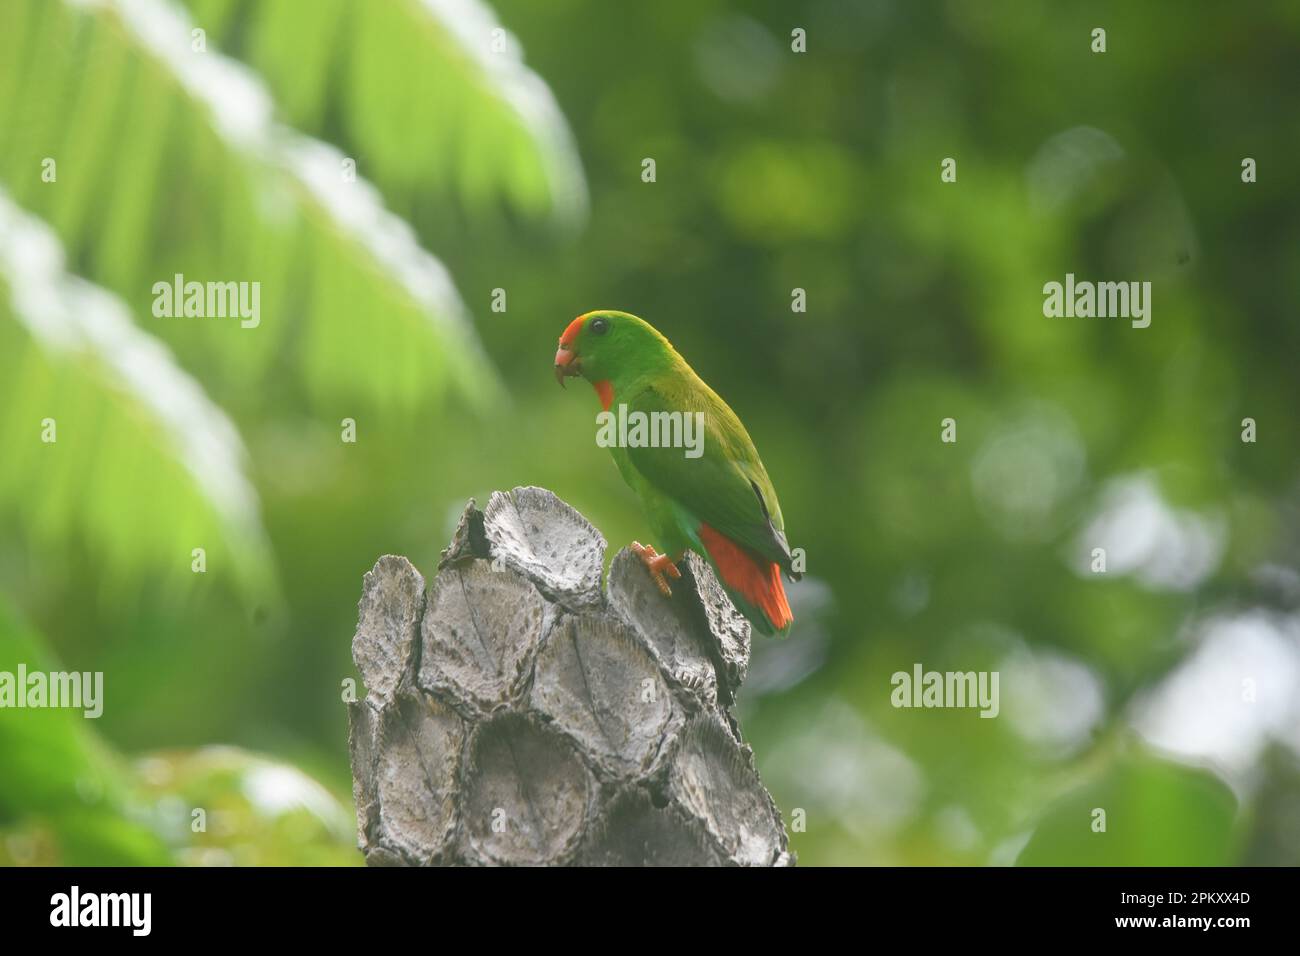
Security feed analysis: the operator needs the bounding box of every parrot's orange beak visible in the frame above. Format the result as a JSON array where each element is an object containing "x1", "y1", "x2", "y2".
[{"x1": 554, "y1": 346, "x2": 581, "y2": 387}]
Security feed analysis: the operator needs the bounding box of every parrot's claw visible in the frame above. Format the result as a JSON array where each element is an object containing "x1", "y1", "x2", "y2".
[{"x1": 630, "y1": 541, "x2": 682, "y2": 597}]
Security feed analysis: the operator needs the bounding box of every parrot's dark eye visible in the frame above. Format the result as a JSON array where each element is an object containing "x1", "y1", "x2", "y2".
[{"x1": 589, "y1": 317, "x2": 609, "y2": 335}]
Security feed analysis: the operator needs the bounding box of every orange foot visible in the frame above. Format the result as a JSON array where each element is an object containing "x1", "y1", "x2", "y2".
[{"x1": 630, "y1": 541, "x2": 682, "y2": 597}]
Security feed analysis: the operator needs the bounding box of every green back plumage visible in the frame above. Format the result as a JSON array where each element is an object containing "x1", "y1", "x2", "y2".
[{"x1": 565, "y1": 311, "x2": 796, "y2": 576}]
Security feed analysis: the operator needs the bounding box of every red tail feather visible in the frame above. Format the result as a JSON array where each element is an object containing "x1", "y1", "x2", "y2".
[{"x1": 698, "y1": 523, "x2": 792, "y2": 631}]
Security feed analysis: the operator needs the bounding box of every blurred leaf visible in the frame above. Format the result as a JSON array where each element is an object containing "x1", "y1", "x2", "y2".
[
  {"x1": 1016, "y1": 749, "x2": 1239, "y2": 866},
  {"x1": 0, "y1": 190, "x2": 272, "y2": 599},
  {"x1": 0, "y1": 599, "x2": 171, "y2": 865},
  {"x1": 0, "y1": 599, "x2": 356, "y2": 865},
  {"x1": 188, "y1": 0, "x2": 588, "y2": 230},
  {"x1": 133, "y1": 746, "x2": 359, "y2": 866},
  {"x1": 0, "y1": 0, "x2": 500, "y2": 410}
]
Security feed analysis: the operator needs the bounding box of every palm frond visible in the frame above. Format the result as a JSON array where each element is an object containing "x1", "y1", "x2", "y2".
[
  {"x1": 185, "y1": 0, "x2": 588, "y2": 230},
  {"x1": 0, "y1": 189, "x2": 272, "y2": 598},
  {"x1": 0, "y1": 0, "x2": 500, "y2": 410}
]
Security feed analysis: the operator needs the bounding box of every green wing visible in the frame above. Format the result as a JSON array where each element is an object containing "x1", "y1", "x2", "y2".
[{"x1": 623, "y1": 378, "x2": 797, "y2": 575}]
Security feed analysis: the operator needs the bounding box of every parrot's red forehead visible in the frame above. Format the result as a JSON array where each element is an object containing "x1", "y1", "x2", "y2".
[{"x1": 559, "y1": 313, "x2": 588, "y2": 347}]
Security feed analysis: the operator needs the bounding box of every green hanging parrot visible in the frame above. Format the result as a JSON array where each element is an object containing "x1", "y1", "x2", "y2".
[{"x1": 554, "y1": 309, "x2": 799, "y2": 636}]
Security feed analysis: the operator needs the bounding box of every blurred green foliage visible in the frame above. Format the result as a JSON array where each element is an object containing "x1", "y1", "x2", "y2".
[{"x1": 1, "y1": 0, "x2": 1298, "y2": 865}]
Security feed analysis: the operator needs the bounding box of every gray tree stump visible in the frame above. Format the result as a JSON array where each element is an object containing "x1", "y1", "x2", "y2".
[{"x1": 347, "y1": 486, "x2": 793, "y2": 866}]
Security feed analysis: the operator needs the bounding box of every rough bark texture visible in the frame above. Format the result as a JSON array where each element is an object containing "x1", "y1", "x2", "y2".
[{"x1": 347, "y1": 486, "x2": 793, "y2": 866}]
